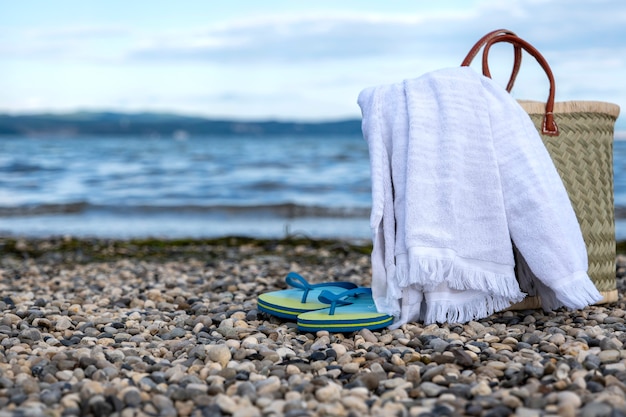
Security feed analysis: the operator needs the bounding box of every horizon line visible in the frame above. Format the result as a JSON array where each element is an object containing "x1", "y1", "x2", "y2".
[{"x1": 0, "y1": 109, "x2": 363, "y2": 124}]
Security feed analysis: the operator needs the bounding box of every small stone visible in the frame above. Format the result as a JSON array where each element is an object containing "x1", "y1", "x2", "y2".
[
  {"x1": 584, "y1": 354, "x2": 602, "y2": 370},
  {"x1": 355, "y1": 372, "x2": 383, "y2": 391},
  {"x1": 599, "y1": 338, "x2": 620, "y2": 351},
  {"x1": 598, "y1": 350, "x2": 620, "y2": 363},
  {"x1": 342, "y1": 362, "x2": 360, "y2": 374},
  {"x1": 215, "y1": 394, "x2": 237, "y2": 414},
  {"x1": 359, "y1": 328, "x2": 378, "y2": 343},
  {"x1": 55, "y1": 317, "x2": 73, "y2": 331},
  {"x1": 420, "y1": 381, "x2": 445, "y2": 397},
  {"x1": 256, "y1": 376, "x2": 282, "y2": 396},
  {"x1": 122, "y1": 387, "x2": 142, "y2": 407},
  {"x1": 40, "y1": 388, "x2": 62, "y2": 406},
  {"x1": 470, "y1": 380, "x2": 492, "y2": 396},
  {"x1": 80, "y1": 380, "x2": 104, "y2": 398},
  {"x1": 315, "y1": 382, "x2": 342, "y2": 402},
  {"x1": 331, "y1": 343, "x2": 347, "y2": 357},
  {"x1": 276, "y1": 347, "x2": 296, "y2": 359},
  {"x1": 285, "y1": 364, "x2": 301, "y2": 375},
  {"x1": 233, "y1": 406, "x2": 262, "y2": 417},
  {"x1": 466, "y1": 404, "x2": 483, "y2": 416},
  {"x1": 604, "y1": 362, "x2": 626, "y2": 372},
  {"x1": 341, "y1": 396, "x2": 369, "y2": 414},
  {"x1": 405, "y1": 365, "x2": 421, "y2": 383},
  {"x1": 548, "y1": 333, "x2": 566, "y2": 346},
  {"x1": 429, "y1": 338, "x2": 450, "y2": 352},
  {"x1": 524, "y1": 363, "x2": 544, "y2": 379},
  {"x1": 514, "y1": 408, "x2": 540, "y2": 417},
  {"x1": 555, "y1": 363, "x2": 570, "y2": 380},
  {"x1": 55, "y1": 370, "x2": 73, "y2": 381},
  {"x1": 502, "y1": 394, "x2": 523, "y2": 409},
  {"x1": 208, "y1": 344, "x2": 232, "y2": 368},
  {"x1": 580, "y1": 402, "x2": 613, "y2": 417},
  {"x1": 431, "y1": 353, "x2": 456, "y2": 364},
  {"x1": 310, "y1": 335, "x2": 330, "y2": 350},
  {"x1": 21, "y1": 328, "x2": 43, "y2": 341},
  {"x1": 236, "y1": 381, "x2": 256, "y2": 399},
  {"x1": 556, "y1": 391, "x2": 582, "y2": 408},
  {"x1": 422, "y1": 364, "x2": 446, "y2": 382},
  {"x1": 586, "y1": 381, "x2": 604, "y2": 393},
  {"x1": 452, "y1": 349, "x2": 474, "y2": 367}
]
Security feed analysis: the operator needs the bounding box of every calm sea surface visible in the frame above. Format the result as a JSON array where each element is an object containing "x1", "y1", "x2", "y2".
[
  {"x1": 0, "y1": 135, "x2": 372, "y2": 240},
  {"x1": 2, "y1": 134, "x2": 626, "y2": 241}
]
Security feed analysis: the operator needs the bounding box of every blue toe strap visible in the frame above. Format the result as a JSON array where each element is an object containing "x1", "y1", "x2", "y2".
[
  {"x1": 285, "y1": 272, "x2": 357, "y2": 303},
  {"x1": 318, "y1": 287, "x2": 372, "y2": 315}
]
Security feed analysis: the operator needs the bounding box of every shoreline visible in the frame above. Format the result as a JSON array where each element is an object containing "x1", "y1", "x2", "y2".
[
  {"x1": 0, "y1": 235, "x2": 374, "y2": 266},
  {"x1": 3, "y1": 234, "x2": 626, "y2": 257},
  {"x1": 1, "y1": 236, "x2": 626, "y2": 416}
]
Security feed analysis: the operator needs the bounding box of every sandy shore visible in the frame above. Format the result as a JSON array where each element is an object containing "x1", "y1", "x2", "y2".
[{"x1": 1, "y1": 236, "x2": 626, "y2": 417}]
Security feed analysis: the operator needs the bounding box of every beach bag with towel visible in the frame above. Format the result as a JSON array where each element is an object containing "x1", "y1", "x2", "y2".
[{"x1": 461, "y1": 29, "x2": 621, "y2": 307}]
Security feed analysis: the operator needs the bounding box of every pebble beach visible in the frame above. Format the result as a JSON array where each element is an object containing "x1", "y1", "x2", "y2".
[{"x1": 1, "y1": 236, "x2": 626, "y2": 417}]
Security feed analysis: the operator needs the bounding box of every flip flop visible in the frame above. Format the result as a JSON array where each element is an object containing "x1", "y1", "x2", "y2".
[
  {"x1": 257, "y1": 272, "x2": 358, "y2": 320},
  {"x1": 296, "y1": 287, "x2": 394, "y2": 333}
]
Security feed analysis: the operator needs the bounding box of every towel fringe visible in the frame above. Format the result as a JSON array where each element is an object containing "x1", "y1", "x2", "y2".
[
  {"x1": 423, "y1": 294, "x2": 521, "y2": 325},
  {"x1": 549, "y1": 278, "x2": 603, "y2": 311},
  {"x1": 394, "y1": 261, "x2": 410, "y2": 288},
  {"x1": 515, "y1": 246, "x2": 602, "y2": 310},
  {"x1": 400, "y1": 255, "x2": 524, "y2": 300}
]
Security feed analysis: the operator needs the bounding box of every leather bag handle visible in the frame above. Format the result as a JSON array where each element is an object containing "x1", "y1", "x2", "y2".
[
  {"x1": 461, "y1": 28, "x2": 522, "y2": 92},
  {"x1": 481, "y1": 34, "x2": 559, "y2": 136}
]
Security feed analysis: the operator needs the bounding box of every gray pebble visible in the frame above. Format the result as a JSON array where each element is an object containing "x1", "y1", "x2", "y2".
[
  {"x1": 2, "y1": 240, "x2": 626, "y2": 417},
  {"x1": 584, "y1": 354, "x2": 602, "y2": 370},
  {"x1": 580, "y1": 402, "x2": 614, "y2": 417},
  {"x1": 420, "y1": 381, "x2": 446, "y2": 397}
]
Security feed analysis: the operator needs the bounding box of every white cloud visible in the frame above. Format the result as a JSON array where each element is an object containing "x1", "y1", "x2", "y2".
[
  {"x1": 0, "y1": 24, "x2": 132, "y2": 61},
  {"x1": 127, "y1": 14, "x2": 428, "y2": 63},
  {"x1": 0, "y1": 0, "x2": 624, "y2": 124},
  {"x1": 4, "y1": 3, "x2": 625, "y2": 68}
]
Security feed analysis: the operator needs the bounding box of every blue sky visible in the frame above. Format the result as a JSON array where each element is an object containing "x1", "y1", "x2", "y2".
[{"x1": 1, "y1": 1, "x2": 624, "y2": 129}]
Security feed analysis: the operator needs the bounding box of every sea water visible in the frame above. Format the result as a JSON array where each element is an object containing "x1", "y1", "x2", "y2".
[
  {"x1": 2, "y1": 134, "x2": 626, "y2": 241},
  {"x1": 0, "y1": 135, "x2": 372, "y2": 240}
]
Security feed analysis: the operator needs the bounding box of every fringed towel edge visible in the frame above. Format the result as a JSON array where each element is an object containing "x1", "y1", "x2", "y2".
[
  {"x1": 395, "y1": 253, "x2": 523, "y2": 300},
  {"x1": 422, "y1": 293, "x2": 525, "y2": 325}
]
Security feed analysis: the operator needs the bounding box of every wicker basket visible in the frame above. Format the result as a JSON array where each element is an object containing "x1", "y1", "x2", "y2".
[
  {"x1": 517, "y1": 100, "x2": 620, "y2": 306},
  {"x1": 462, "y1": 30, "x2": 621, "y2": 307}
]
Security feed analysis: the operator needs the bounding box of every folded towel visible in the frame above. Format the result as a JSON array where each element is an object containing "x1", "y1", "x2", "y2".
[
  {"x1": 482, "y1": 75, "x2": 603, "y2": 312},
  {"x1": 358, "y1": 67, "x2": 602, "y2": 327}
]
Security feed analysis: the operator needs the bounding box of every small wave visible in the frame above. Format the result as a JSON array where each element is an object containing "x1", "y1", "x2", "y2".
[
  {"x1": 215, "y1": 203, "x2": 370, "y2": 218},
  {"x1": 0, "y1": 161, "x2": 59, "y2": 174},
  {"x1": 0, "y1": 202, "x2": 90, "y2": 216},
  {"x1": 0, "y1": 202, "x2": 370, "y2": 218},
  {"x1": 126, "y1": 203, "x2": 371, "y2": 218}
]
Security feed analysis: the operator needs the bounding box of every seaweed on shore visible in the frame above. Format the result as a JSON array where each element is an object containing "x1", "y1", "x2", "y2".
[{"x1": 0, "y1": 235, "x2": 373, "y2": 265}]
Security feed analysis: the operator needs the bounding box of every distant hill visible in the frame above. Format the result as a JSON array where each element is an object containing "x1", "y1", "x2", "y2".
[
  {"x1": 2, "y1": 111, "x2": 621, "y2": 138},
  {"x1": 0, "y1": 112, "x2": 363, "y2": 137}
]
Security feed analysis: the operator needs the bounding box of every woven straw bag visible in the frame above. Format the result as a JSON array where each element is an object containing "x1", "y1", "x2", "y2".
[{"x1": 462, "y1": 30, "x2": 621, "y2": 307}]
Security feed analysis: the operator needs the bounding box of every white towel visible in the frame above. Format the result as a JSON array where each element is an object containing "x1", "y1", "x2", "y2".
[{"x1": 358, "y1": 67, "x2": 602, "y2": 327}]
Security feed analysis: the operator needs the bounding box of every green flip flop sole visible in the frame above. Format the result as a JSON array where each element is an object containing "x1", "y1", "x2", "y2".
[
  {"x1": 296, "y1": 287, "x2": 394, "y2": 332},
  {"x1": 257, "y1": 272, "x2": 358, "y2": 320}
]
